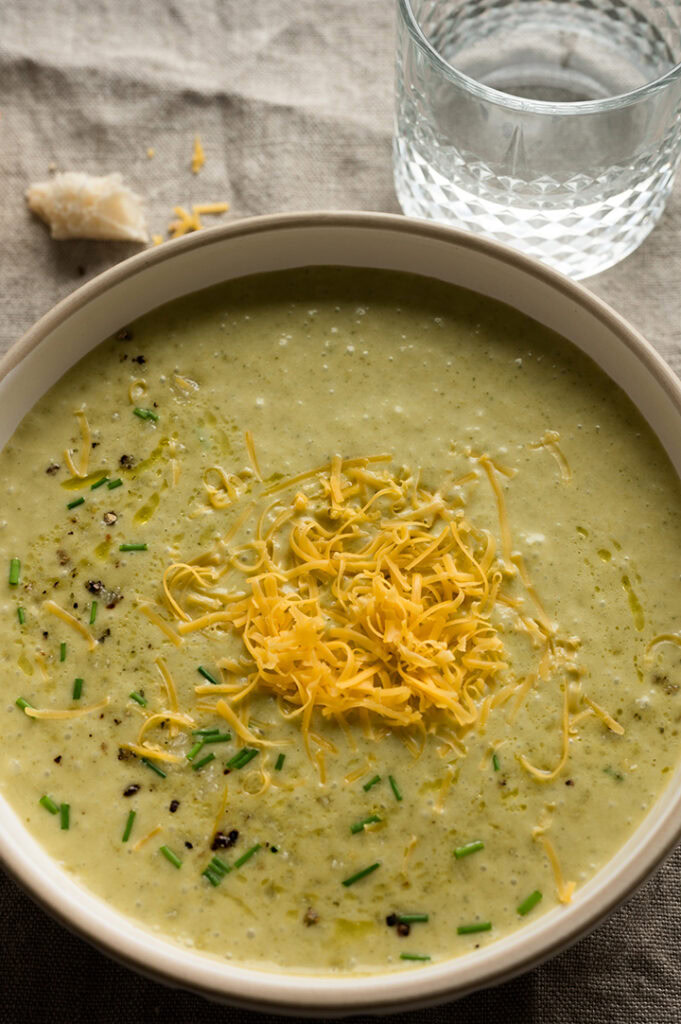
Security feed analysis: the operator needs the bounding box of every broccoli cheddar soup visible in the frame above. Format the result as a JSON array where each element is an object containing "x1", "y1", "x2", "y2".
[{"x1": 2, "y1": 267, "x2": 681, "y2": 974}]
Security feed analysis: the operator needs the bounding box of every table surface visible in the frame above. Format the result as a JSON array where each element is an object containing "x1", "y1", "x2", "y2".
[{"x1": 2, "y1": 2, "x2": 681, "y2": 1021}]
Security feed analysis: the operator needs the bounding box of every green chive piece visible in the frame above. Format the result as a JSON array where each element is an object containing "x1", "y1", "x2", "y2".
[
  {"x1": 186, "y1": 739, "x2": 205, "y2": 762},
  {"x1": 39, "y1": 795, "x2": 60, "y2": 815},
  {"x1": 192, "y1": 727, "x2": 220, "y2": 736},
  {"x1": 159, "y1": 845, "x2": 182, "y2": 869},
  {"x1": 17, "y1": 606, "x2": 26, "y2": 625},
  {"x1": 89, "y1": 601, "x2": 98, "y2": 625},
  {"x1": 141, "y1": 757, "x2": 166, "y2": 778},
  {"x1": 226, "y1": 748, "x2": 258, "y2": 771},
  {"x1": 400, "y1": 953, "x2": 431, "y2": 962},
  {"x1": 604, "y1": 765, "x2": 625, "y2": 782},
  {"x1": 16, "y1": 697, "x2": 33, "y2": 712},
  {"x1": 398, "y1": 913, "x2": 429, "y2": 924},
  {"x1": 454, "y1": 840, "x2": 485, "y2": 859},
  {"x1": 67, "y1": 497, "x2": 85, "y2": 510},
  {"x1": 9, "y1": 558, "x2": 21, "y2": 586},
  {"x1": 122, "y1": 809, "x2": 136, "y2": 843},
  {"x1": 197, "y1": 665, "x2": 220, "y2": 686},
  {"x1": 233, "y1": 843, "x2": 261, "y2": 869},
  {"x1": 90, "y1": 476, "x2": 109, "y2": 490},
  {"x1": 60, "y1": 642, "x2": 67, "y2": 662},
  {"x1": 517, "y1": 890, "x2": 543, "y2": 916},
  {"x1": 342, "y1": 862, "x2": 380, "y2": 887},
  {"x1": 133, "y1": 407, "x2": 159, "y2": 422},
  {"x1": 203, "y1": 732, "x2": 232, "y2": 745},
  {"x1": 350, "y1": 814, "x2": 382, "y2": 834},
  {"x1": 192, "y1": 752, "x2": 216, "y2": 772},
  {"x1": 457, "y1": 922, "x2": 492, "y2": 935},
  {"x1": 119, "y1": 543, "x2": 148, "y2": 552},
  {"x1": 202, "y1": 867, "x2": 221, "y2": 887},
  {"x1": 129, "y1": 691, "x2": 147, "y2": 707},
  {"x1": 60, "y1": 803, "x2": 70, "y2": 830},
  {"x1": 210, "y1": 856, "x2": 231, "y2": 877},
  {"x1": 492, "y1": 753, "x2": 500, "y2": 771},
  {"x1": 72, "y1": 678, "x2": 84, "y2": 700},
  {"x1": 363, "y1": 774, "x2": 381, "y2": 792},
  {"x1": 388, "y1": 775, "x2": 403, "y2": 801},
  {"x1": 275, "y1": 753, "x2": 285, "y2": 771},
  {"x1": 107, "y1": 478, "x2": 123, "y2": 490}
]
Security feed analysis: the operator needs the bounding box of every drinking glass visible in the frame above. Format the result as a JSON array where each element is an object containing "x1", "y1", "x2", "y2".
[{"x1": 394, "y1": 0, "x2": 681, "y2": 278}]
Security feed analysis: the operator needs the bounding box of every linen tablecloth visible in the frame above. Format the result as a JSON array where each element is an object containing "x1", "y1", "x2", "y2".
[{"x1": 2, "y1": 2, "x2": 681, "y2": 1020}]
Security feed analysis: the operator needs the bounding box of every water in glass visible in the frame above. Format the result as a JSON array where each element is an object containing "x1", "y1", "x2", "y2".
[{"x1": 394, "y1": 0, "x2": 681, "y2": 278}]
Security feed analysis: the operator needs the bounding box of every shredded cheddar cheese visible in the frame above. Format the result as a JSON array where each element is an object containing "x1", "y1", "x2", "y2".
[
  {"x1": 191, "y1": 134, "x2": 205, "y2": 174},
  {"x1": 538, "y1": 835, "x2": 576, "y2": 904},
  {"x1": 132, "y1": 824, "x2": 162, "y2": 851},
  {"x1": 43, "y1": 600, "x2": 97, "y2": 650},
  {"x1": 163, "y1": 455, "x2": 513, "y2": 754},
  {"x1": 25, "y1": 696, "x2": 110, "y2": 719},
  {"x1": 167, "y1": 201, "x2": 230, "y2": 239},
  {"x1": 529, "y1": 430, "x2": 572, "y2": 483},
  {"x1": 63, "y1": 410, "x2": 92, "y2": 479}
]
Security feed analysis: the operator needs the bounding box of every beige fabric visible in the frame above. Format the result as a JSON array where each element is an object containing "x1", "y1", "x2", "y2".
[{"x1": 1, "y1": 1, "x2": 681, "y2": 1020}]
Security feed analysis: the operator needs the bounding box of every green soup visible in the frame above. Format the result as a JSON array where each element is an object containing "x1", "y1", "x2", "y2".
[{"x1": 1, "y1": 267, "x2": 680, "y2": 974}]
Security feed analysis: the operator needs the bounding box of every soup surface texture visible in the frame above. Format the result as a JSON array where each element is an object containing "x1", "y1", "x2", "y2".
[{"x1": 1, "y1": 267, "x2": 680, "y2": 974}]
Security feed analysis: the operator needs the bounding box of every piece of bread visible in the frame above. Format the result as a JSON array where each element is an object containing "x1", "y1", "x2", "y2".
[{"x1": 26, "y1": 171, "x2": 149, "y2": 243}]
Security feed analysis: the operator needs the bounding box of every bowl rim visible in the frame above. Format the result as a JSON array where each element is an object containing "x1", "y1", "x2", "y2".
[{"x1": 3, "y1": 210, "x2": 681, "y2": 1015}]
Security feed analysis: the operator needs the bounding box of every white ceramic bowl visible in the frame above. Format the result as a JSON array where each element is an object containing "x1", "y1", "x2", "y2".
[{"x1": 2, "y1": 212, "x2": 681, "y2": 1015}]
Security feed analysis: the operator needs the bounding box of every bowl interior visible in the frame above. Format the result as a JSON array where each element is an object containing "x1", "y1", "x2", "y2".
[{"x1": 1, "y1": 213, "x2": 680, "y2": 1014}]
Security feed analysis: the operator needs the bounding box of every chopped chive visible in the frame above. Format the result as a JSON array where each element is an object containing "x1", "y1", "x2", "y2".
[
  {"x1": 454, "y1": 840, "x2": 485, "y2": 859},
  {"x1": 492, "y1": 752, "x2": 500, "y2": 771},
  {"x1": 275, "y1": 753, "x2": 286, "y2": 771},
  {"x1": 60, "y1": 642, "x2": 67, "y2": 662},
  {"x1": 17, "y1": 606, "x2": 26, "y2": 625},
  {"x1": 9, "y1": 558, "x2": 21, "y2": 586},
  {"x1": 226, "y1": 748, "x2": 258, "y2": 771},
  {"x1": 398, "y1": 913, "x2": 429, "y2": 924},
  {"x1": 119, "y1": 543, "x2": 148, "y2": 552},
  {"x1": 203, "y1": 732, "x2": 232, "y2": 745},
  {"x1": 192, "y1": 727, "x2": 220, "y2": 736},
  {"x1": 141, "y1": 757, "x2": 166, "y2": 778},
  {"x1": 363, "y1": 774, "x2": 381, "y2": 792},
  {"x1": 233, "y1": 843, "x2": 261, "y2": 868},
  {"x1": 133, "y1": 407, "x2": 159, "y2": 422},
  {"x1": 202, "y1": 867, "x2": 221, "y2": 887},
  {"x1": 210, "y1": 856, "x2": 231, "y2": 876},
  {"x1": 457, "y1": 922, "x2": 492, "y2": 935},
  {"x1": 16, "y1": 697, "x2": 33, "y2": 712},
  {"x1": 90, "y1": 476, "x2": 109, "y2": 490},
  {"x1": 388, "y1": 774, "x2": 403, "y2": 801},
  {"x1": 197, "y1": 665, "x2": 220, "y2": 686},
  {"x1": 129, "y1": 691, "x2": 147, "y2": 707},
  {"x1": 400, "y1": 953, "x2": 431, "y2": 962},
  {"x1": 60, "y1": 803, "x2": 70, "y2": 830},
  {"x1": 39, "y1": 795, "x2": 60, "y2": 815},
  {"x1": 342, "y1": 862, "x2": 380, "y2": 887},
  {"x1": 89, "y1": 600, "x2": 98, "y2": 625},
  {"x1": 67, "y1": 497, "x2": 85, "y2": 510},
  {"x1": 350, "y1": 814, "x2": 382, "y2": 834},
  {"x1": 122, "y1": 809, "x2": 136, "y2": 843},
  {"x1": 604, "y1": 765, "x2": 625, "y2": 782},
  {"x1": 192, "y1": 752, "x2": 216, "y2": 772},
  {"x1": 159, "y1": 844, "x2": 182, "y2": 868},
  {"x1": 186, "y1": 739, "x2": 205, "y2": 762},
  {"x1": 107, "y1": 478, "x2": 123, "y2": 490},
  {"x1": 72, "y1": 678, "x2": 84, "y2": 700},
  {"x1": 517, "y1": 890, "x2": 543, "y2": 916}
]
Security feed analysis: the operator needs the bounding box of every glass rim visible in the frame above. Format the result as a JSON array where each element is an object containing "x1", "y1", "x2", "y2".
[{"x1": 398, "y1": 0, "x2": 681, "y2": 115}]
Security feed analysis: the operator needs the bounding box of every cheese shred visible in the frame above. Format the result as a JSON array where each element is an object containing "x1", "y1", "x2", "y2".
[{"x1": 43, "y1": 600, "x2": 97, "y2": 651}]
